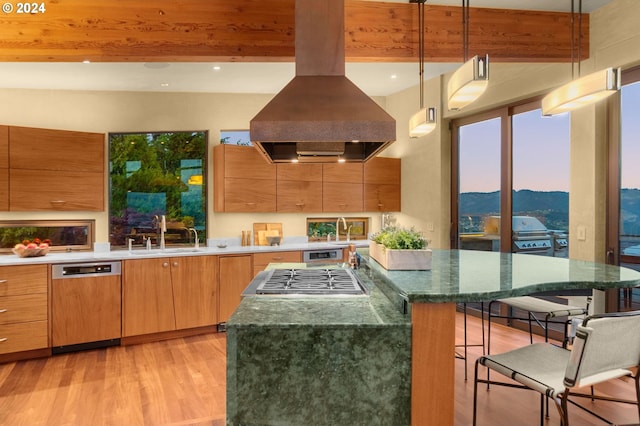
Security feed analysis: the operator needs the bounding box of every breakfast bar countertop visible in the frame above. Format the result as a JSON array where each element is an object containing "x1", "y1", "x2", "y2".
[{"x1": 365, "y1": 249, "x2": 640, "y2": 303}]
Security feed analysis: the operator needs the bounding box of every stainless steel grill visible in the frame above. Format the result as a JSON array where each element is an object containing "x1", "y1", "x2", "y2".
[
  {"x1": 255, "y1": 268, "x2": 366, "y2": 295},
  {"x1": 486, "y1": 216, "x2": 554, "y2": 254}
]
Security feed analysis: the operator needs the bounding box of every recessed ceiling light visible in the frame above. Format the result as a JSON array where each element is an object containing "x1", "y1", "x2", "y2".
[
  {"x1": 82, "y1": 60, "x2": 91, "y2": 64},
  {"x1": 213, "y1": 66, "x2": 221, "y2": 71},
  {"x1": 160, "y1": 83, "x2": 170, "y2": 87},
  {"x1": 390, "y1": 74, "x2": 397, "y2": 79}
]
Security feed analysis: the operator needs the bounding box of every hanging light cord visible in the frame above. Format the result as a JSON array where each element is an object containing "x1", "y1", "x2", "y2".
[
  {"x1": 570, "y1": 0, "x2": 583, "y2": 80},
  {"x1": 417, "y1": 0, "x2": 426, "y2": 109},
  {"x1": 462, "y1": 0, "x2": 469, "y2": 62}
]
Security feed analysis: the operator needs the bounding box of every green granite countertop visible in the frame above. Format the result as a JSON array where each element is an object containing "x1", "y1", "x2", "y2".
[{"x1": 362, "y1": 249, "x2": 640, "y2": 303}]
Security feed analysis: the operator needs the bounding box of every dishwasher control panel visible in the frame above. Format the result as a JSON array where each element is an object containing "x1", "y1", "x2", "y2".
[{"x1": 52, "y1": 262, "x2": 122, "y2": 279}]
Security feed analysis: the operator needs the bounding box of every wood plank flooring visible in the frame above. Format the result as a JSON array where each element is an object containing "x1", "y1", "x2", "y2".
[{"x1": 0, "y1": 313, "x2": 637, "y2": 425}]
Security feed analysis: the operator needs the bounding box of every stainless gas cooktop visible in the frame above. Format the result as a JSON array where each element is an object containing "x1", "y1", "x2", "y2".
[{"x1": 254, "y1": 268, "x2": 366, "y2": 296}]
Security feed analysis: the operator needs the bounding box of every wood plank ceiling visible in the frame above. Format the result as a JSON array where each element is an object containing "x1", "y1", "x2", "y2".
[{"x1": 0, "y1": 0, "x2": 588, "y2": 63}]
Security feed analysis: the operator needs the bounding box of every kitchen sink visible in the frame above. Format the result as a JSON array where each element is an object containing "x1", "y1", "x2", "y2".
[{"x1": 129, "y1": 248, "x2": 204, "y2": 256}]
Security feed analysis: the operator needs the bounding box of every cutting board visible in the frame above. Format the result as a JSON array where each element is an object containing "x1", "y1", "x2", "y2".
[{"x1": 253, "y1": 223, "x2": 283, "y2": 245}]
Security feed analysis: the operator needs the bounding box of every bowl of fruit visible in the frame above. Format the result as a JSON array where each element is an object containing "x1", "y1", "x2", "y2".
[{"x1": 12, "y1": 239, "x2": 51, "y2": 258}]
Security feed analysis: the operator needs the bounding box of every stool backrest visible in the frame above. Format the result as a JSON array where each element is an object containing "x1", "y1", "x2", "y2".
[{"x1": 564, "y1": 310, "x2": 640, "y2": 388}]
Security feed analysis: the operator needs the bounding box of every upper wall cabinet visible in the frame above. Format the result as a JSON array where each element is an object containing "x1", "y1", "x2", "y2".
[
  {"x1": 364, "y1": 157, "x2": 401, "y2": 212},
  {"x1": 323, "y1": 163, "x2": 364, "y2": 212},
  {"x1": 214, "y1": 144, "x2": 276, "y2": 212},
  {"x1": 276, "y1": 163, "x2": 322, "y2": 213},
  {"x1": 8, "y1": 126, "x2": 105, "y2": 211},
  {"x1": 213, "y1": 146, "x2": 401, "y2": 213}
]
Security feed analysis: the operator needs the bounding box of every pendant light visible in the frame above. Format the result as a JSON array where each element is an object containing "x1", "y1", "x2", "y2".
[
  {"x1": 447, "y1": 0, "x2": 489, "y2": 111},
  {"x1": 541, "y1": 0, "x2": 620, "y2": 116},
  {"x1": 409, "y1": 0, "x2": 437, "y2": 138}
]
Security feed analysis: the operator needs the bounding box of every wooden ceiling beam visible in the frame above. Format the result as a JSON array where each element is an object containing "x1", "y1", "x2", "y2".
[{"x1": 0, "y1": 0, "x2": 588, "y2": 63}]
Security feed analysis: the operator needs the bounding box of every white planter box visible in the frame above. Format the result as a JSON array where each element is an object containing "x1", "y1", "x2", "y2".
[{"x1": 369, "y1": 242, "x2": 432, "y2": 270}]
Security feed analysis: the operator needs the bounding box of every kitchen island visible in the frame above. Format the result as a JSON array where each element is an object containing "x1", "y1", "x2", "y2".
[
  {"x1": 226, "y1": 263, "x2": 411, "y2": 425},
  {"x1": 227, "y1": 249, "x2": 640, "y2": 425}
]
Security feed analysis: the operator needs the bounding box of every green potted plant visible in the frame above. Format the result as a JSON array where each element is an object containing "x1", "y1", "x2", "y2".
[{"x1": 370, "y1": 226, "x2": 431, "y2": 270}]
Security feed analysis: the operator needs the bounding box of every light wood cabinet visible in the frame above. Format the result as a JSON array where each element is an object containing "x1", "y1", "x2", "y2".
[
  {"x1": 253, "y1": 250, "x2": 302, "y2": 277},
  {"x1": 171, "y1": 256, "x2": 217, "y2": 329},
  {"x1": 214, "y1": 144, "x2": 276, "y2": 212},
  {"x1": 123, "y1": 258, "x2": 176, "y2": 337},
  {"x1": 0, "y1": 265, "x2": 48, "y2": 355},
  {"x1": 214, "y1": 145, "x2": 401, "y2": 213},
  {"x1": 323, "y1": 163, "x2": 363, "y2": 212},
  {"x1": 276, "y1": 163, "x2": 323, "y2": 212},
  {"x1": 218, "y1": 255, "x2": 253, "y2": 323},
  {"x1": 123, "y1": 256, "x2": 218, "y2": 337},
  {"x1": 7, "y1": 126, "x2": 105, "y2": 211},
  {"x1": 0, "y1": 126, "x2": 7, "y2": 211},
  {"x1": 364, "y1": 157, "x2": 401, "y2": 212}
]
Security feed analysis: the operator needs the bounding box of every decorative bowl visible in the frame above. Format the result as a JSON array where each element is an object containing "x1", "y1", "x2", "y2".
[{"x1": 12, "y1": 246, "x2": 50, "y2": 258}]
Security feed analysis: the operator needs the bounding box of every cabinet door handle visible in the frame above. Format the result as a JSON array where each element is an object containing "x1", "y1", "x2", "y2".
[
  {"x1": 0, "y1": 309, "x2": 6, "y2": 313},
  {"x1": 295, "y1": 203, "x2": 305, "y2": 207},
  {"x1": 162, "y1": 262, "x2": 169, "y2": 268},
  {"x1": 0, "y1": 338, "x2": 7, "y2": 343},
  {"x1": 50, "y1": 200, "x2": 67, "y2": 207},
  {"x1": 0, "y1": 280, "x2": 6, "y2": 284},
  {"x1": 272, "y1": 256, "x2": 283, "y2": 261},
  {"x1": 173, "y1": 262, "x2": 179, "y2": 267}
]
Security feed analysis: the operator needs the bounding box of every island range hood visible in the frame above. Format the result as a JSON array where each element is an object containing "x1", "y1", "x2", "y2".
[{"x1": 250, "y1": 0, "x2": 396, "y2": 163}]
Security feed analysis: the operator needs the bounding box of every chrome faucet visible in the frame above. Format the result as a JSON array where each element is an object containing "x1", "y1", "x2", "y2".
[
  {"x1": 188, "y1": 228, "x2": 199, "y2": 249},
  {"x1": 336, "y1": 217, "x2": 347, "y2": 242}
]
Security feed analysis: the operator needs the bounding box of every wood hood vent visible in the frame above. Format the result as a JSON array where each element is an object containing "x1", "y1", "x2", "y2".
[{"x1": 250, "y1": 0, "x2": 396, "y2": 163}]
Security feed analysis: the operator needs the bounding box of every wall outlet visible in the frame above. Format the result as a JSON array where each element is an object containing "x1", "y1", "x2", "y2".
[
  {"x1": 577, "y1": 226, "x2": 587, "y2": 241},
  {"x1": 427, "y1": 222, "x2": 434, "y2": 231}
]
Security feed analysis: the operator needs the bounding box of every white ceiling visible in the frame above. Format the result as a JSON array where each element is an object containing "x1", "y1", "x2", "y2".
[{"x1": 0, "y1": 0, "x2": 613, "y2": 97}]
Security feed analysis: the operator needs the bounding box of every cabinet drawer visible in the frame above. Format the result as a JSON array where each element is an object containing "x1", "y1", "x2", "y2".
[
  {"x1": 254, "y1": 251, "x2": 301, "y2": 266},
  {"x1": 0, "y1": 294, "x2": 47, "y2": 325},
  {"x1": 0, "y1": 320, "x2": 48, "y2": 354},
  {"x1": 0, "y1": 265, "x2": 48, "y2": 296},
  {"x1": 254, "y1": 251, "x2": 301, "y2": 275}
]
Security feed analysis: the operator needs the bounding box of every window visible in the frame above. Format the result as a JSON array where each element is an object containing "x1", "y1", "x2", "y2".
[
  {"x1": 108, "y1": 131, "x2": 207, "y2": 249},
  {"x1": 452, "y1": 101, "x2": 570, "y2": 258},
  {"x1": 0, "y1": 220, "x2": 95, "y2": 253},
  {"x1": 220, "y1": 130, "x2": 252, "y2": 146},
  {"x1": 614, "y1": 67, "x2": 640, "y2": 311},
  {"x1": 456, "y1": 117, "x2": 502, "y2": 252},
  {"x1": 512, "y1": 107, "x2": 570, "y2": 258}
]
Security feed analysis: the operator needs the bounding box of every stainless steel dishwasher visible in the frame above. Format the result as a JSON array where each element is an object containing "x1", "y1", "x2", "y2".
[{"x1": 51, "y1": 262, "x2": 122, "y2": 354}]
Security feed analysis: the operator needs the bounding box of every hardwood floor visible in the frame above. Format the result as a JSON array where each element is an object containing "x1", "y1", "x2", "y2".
[{"x1": 0, "y1": 313, "x2": 637, "y2": 425}]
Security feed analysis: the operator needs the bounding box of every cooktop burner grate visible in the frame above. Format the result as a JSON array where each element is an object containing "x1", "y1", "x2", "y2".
[{"x1": 255, "y1": 268, "x2": 365, "y2": 295}]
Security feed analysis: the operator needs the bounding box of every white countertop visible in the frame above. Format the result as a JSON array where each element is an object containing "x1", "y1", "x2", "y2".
[{"x1": 0, "y1": 240, "x2": 371, "y2": 266}]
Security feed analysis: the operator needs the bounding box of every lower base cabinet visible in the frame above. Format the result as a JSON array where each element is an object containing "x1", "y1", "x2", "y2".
[
  {"x1": 218, "y1": 255, "x2": 253, "y2": 323},
  {"x1": 122, "y1": 256, "x2": 217, "y2": 337},
  {"x1": 0, "y1": 265, "x2": 48, "y2": 355}
]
